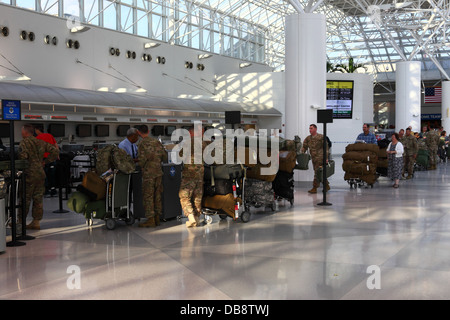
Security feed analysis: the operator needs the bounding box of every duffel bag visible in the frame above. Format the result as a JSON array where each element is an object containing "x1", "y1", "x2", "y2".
[
  {"x1": 84, "y1": 200, "x2": 107, "y2": 220},
  {"x1": 342, "y1": 151, "x2": 378, "y2": 163},
  {"x1": 202, "y1": 194, "x2": 242, "y2": 218},
  {"x1": 77, "y1": 171, "x2": 106, "y2": 200},
  {"x1": 204, "y1": 164, "x2": 244, "y2": 181},
  {"x1": 245, "y1": 164, "x2": 277, "y2": 182},
  {"x1": 295, "y1": 153, "x2": 311, "y2": 170},
  {"x1": 345, "y1": 143, "x2": 380, "y2": 154},
  {"x1": 204, "y1": 178, "x2": 234, "y2": 196},
  {"x1": 67, "y1": 191, "x2": 90, "y2": 213},
  {"x1": 279, "y1": 151, "x2": 297, "y2": 173}
]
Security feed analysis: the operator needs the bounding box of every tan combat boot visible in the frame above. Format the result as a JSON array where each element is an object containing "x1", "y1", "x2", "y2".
[
  {"x1": 406, "y1": 174, "x2": 413, "y2": 179},
  {"x1": 324, "y1": 184, "x2": 330, "y2": 192},
  {"x1": 308, "y1": 187, "x2": 317, "y2": 194},
  {"x1": 186, "y1": 214, "x2": 197, "y2": 228},
  {"x1": 139, "y1": 218, "x2": 156, "y2": 228},
  {"x1": 26, "y1": 219, "x2": 40, "y2": 230}
]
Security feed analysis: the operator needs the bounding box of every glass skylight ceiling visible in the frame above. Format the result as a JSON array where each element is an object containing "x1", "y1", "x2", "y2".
[{"x1": 2, "y1": 0, "x2": 449, "y2": 83}]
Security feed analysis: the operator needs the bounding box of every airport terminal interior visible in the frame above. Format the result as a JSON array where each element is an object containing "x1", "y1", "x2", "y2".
[{"x1": 1, "y1": 0, "x2": 450, "y2": 301}]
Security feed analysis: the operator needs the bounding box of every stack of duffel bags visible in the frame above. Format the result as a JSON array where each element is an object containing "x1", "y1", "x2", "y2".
[
  {"x1": 342, "y1": 143, "x2": 380, "y2": 186},
  {"x1": 242, "y1": 136, "x2": 280, "y2": 210},
  {"x1": 272, "y1": 137, "x2": 301, "y2": 205}
]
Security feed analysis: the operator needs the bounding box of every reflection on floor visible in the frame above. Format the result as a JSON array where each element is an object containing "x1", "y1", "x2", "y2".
[{"x1": 2, "y1": 157, "x2": 450, "y2": 300}]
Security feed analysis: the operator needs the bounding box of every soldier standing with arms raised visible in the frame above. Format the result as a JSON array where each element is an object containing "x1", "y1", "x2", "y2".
[
  {"x1": 301, "y1": 124, "x2": 329, "y2": 194},
  {"x1": 137, "y1": 124, "x2": 167, "y2": 228},
  {"x1": 19, "y1": 124, "x2": 59, "y2": 230}
]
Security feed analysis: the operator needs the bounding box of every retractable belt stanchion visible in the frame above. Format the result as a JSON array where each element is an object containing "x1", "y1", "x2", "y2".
[
  {"x1": 6, "y1": 118, "x2": 25, "y2": 247},
  {"x1": 317, "y1": 109, "x2": 332, "y2": 207},
  {"x1": 53, "y1": 186, "x2": 69, "y2": 214}
]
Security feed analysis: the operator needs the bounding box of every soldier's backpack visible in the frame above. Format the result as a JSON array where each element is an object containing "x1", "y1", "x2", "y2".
[{"x1": 95, "y1": 144, "x2": 135, "y2": 175}]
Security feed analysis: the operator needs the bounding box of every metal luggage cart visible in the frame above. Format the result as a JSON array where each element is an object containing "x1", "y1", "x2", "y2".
[
  {"x1": 243, "y1": 177, "x2": 276, "y2": 213},
  {"x1": 85, "y1": 172, "x2": 134, "y2": 230},
  {"x1": 347, "y1": 178, "x2": 374, "y2": 189},
  {"x1": 201, "y1": 176, "x2": 249, "y2": 224}
]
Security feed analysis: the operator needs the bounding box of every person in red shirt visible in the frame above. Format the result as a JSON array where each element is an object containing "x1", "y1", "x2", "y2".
[{"x1": 35, "y1": 126, "x2": 60, "y2": 196}]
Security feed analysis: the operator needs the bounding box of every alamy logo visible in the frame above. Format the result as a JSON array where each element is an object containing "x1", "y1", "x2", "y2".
[
  {"x1": 170, "y1": 126, "x2": 280, "y2": 176},
  {"x1": 67, "y1": 265, "x2": 81, "y2": 290},
  {"x1": 366, "y1": 265, "x2": 381, "y2": 290}
]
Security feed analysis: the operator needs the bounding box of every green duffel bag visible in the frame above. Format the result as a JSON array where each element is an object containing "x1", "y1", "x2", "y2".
[
  {"x1": 204, "y1": 164, "x2": 245, "y2": 181},
  {"x1": 317, "y1": 160, "x2": 335, "y2": 182},
  {"x1": 295, "y1": 153, "x2": 311, "y2": 170},
  {"x1": 84, "y1": 200, "x2": 107, "y2": 220},
  {"x1": 67, "y1": 191, "x2": 90, "y2": 213}
]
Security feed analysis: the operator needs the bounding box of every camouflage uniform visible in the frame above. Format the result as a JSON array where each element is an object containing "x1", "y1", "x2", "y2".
[
  {"x1": 424, "y1": 130, "x2": 439, "y2": 169},
  {"x1": 178, "y1": 140, "x2": 208, "y2": 227},
  {"x1": 138, "y1": 136, "x2": 167, "y2": 223},
  {"x1": 302, "y1": 133, "x2": 329, "y2": 191},
  {"x1": 18, "y1": 136, "x2": 59, "y2": 224},
  {"x1": 402, "y1": 134, "x2": 418, "y2": 177}
]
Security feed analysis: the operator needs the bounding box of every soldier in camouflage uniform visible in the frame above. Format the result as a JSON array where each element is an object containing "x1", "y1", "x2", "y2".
[
  {"x1": 178, "y1": 126, "x2": 208, "y2": 228},
  {"x1": 424, "y1": 127, "x2": 440, "y2": 170},
  {"x1": 18, "y1": 124, "x2": 59, "y2": 230},
  {"x1": 301, "y1": 124, "x2": 329, "y2": 194},
  {"x1": 402, "y1": 127, "x2": 418, "y2": 179},
  {"x1": 137, "y1": 125, "x2": 167, "y2": 227}
]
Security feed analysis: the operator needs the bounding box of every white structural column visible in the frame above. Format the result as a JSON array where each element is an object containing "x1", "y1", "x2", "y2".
[
  {"x1": 395, "y1": 61, "x2": 421, "y2": 132},
  {"x1": 441, "y1": 81, "x2": 450, "y2": 131},
  {"x1": 285, "y1": 13, "x2": 327, "y2": 141}
]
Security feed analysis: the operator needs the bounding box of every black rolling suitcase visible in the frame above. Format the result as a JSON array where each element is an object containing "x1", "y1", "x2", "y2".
[
  {"x1": 272, "y1": 171, "x2": 294, "y2": 204},
  {"x1": 131, "y1": 167, "x2": 145, "y2": 219}
]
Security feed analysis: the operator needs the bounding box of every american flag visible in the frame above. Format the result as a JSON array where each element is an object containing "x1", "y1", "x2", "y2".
[{"x1": 424, "y1": 87, "x2": 442, "y2": 103}]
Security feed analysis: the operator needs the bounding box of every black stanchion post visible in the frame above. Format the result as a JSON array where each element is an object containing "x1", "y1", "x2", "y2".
[
  {"x1": 53, "y1": 186, "x2": 69, "y2": 214},
  {"x1": 317, "y1": 109, "x2": 333, "y2": 206},
  {"x1": 3, "y1": 99, "x2": 26, "y2": 247}
]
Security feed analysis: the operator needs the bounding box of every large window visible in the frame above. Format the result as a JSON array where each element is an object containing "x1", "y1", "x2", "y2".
[{"x1": 3, "y1": 0, "x2": 266, "y2": 65}]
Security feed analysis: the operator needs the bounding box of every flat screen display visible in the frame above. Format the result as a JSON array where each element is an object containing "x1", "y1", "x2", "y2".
[
  {"x1": 326, "y1": 80, "x2": 354, "y2": 119},
  {"x1": 151, "y1": 125, "x2": 164, "y2": 136},
  {"x1": 165, "y1": 126, "x2": 176, "y2": 136},
  {"x1": 76, "y1": 124, "x2": 92, "y2": 137},
  {"x1": 95, "y1": 124, "x2": 109, "y2": 137},
  {"x1": 48, "y1": 123, "x2": 65, "y2": 137},
  {"x1": 117, "y1": 125, "x2": 130, "y2": 137},
  {"x1": 225, "y1": 111, "x2": 241, "y2": 124}
]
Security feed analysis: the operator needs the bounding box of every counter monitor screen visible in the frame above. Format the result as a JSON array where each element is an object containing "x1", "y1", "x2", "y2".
[
  {"x1": 326, "y1": 80, "x2": 354, "y2": 119},
  {"x1": 95, "y1": 124, "x2": 109, "y2": 137},
  {"x1": 152, "y1": 125, "x2": 164, "y2": 136},
  {"x1": 165, "y1": 126, "x2": 176, "y2": 136},
  {"x1": 76, "y1": 124, "x2": 92, "y2": 137},
  {"x1": 48, "y1": 123, "x2": 65, "y2": 137},
  {"x1": 117, "y1": 125, "x2": 130, "y2": 137}
]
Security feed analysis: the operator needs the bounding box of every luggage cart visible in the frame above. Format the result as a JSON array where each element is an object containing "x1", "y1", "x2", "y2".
[
  {"x1": 85, "y1": 172, "x2": 134, "y2": 230},
  {"x1": 273, "y1": 171, "x2": 295, "y2": 206},
  {"x1": 243, "y1": 178, "x2": 276, "y2": 213},
  {"x1": 201, "y1": 177, "x2": 249, "y2": 224}
]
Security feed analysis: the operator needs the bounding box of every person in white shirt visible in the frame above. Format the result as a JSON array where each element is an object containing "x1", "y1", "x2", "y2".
[{"x1": 386, "y1": 132, "x2": 404, "y2": 188}]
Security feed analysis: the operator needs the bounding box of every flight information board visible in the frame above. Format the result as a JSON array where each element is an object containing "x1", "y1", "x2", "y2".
[{"x1": 326, "y1": 81, "x2": 354, "y2": 119}]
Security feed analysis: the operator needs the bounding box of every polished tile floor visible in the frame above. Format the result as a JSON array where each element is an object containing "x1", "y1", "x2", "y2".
[{"x1": 2, "y1": 157, "x2": 450, "y2": 300}]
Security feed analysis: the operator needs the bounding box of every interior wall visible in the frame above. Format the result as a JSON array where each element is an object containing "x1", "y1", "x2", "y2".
[{"x1": 0, "y1": 4, "x2": 272, "y2": 98}]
